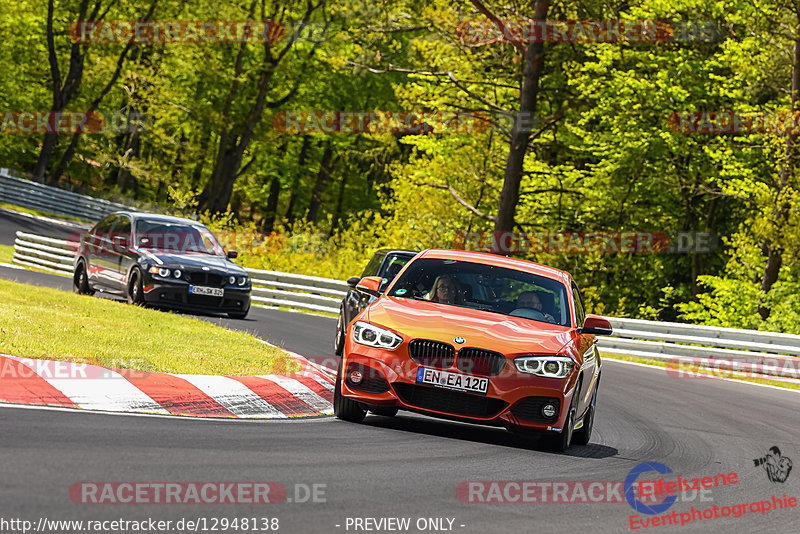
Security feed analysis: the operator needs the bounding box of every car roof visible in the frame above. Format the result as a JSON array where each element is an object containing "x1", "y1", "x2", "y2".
[
  {"x1": 375, "y1": 248, "x2": 418, "y2": 257},
  {"x1": 109, "y1": 211, "x2": 204, "y2": 227},
  {"x1": 416, "y1": 248, "x2": 572, "y2": 284}
]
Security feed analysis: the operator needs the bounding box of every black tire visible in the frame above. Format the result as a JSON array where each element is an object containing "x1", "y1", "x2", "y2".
[
  {"x1": 127, "y1": 267, "x2": 145, "y2": 305},
  {"x1": 573, "y1": 383, "x2": 598, "y2": 446},
  {"x1": 547, "y1": 382, "x2": 580, "y2": 453},
  {"x1": 228, "y1": 303, "x2": 250, "y2": 320},
  {"x1": 370, "y1": 406, "x2": 398, "y2": 417},
  {"x1": 334, "y1": 309, "x2": 346, "y2": 355},
  {"x1": 333, "y1": 360, "x2": 366, "y2": 423},
  {"x1": 72, "y1": 260, "x2": 94, "y2": 296}
]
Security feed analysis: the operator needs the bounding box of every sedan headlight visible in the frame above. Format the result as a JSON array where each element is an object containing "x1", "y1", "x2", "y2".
[
  {"x1": 237, "y1": 276, "x2": 248, "y2": 286},
  {"x1": 352, "y1": 321, "x2": 403, "y2": 350},
  {"x1": 514, "y1": 355, "x2": 575, "y2": 378},
  {"x1": 149, "y1": 266, "x2": 172, "y2": 278},
  {"x1": 229, "y1": 276, "x2": 236, "y2": 285}
]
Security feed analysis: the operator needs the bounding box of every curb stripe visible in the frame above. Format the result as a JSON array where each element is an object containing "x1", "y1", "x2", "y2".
[
  {"x1": 117, "y1": 369, "x2": 237, "y2": 418},
  {"x1": 284, "y1": 374, "x2": 334, "y2": 404},
  {"x1": 230, "y1": 376, "x2": 317, "y2": 417},
  {"x1": 7, "y1": 356, "x2": 170, "y2": 415},
  {"x1": 171, "y1": 374, "x2": 285, "y2": 418},
  {"x1": 261, "y1": 375, "x2": 332, "y2": 414},
  {"x1": 292, "y1": 370, "x2": 335, "y2": 392},
  {"x1": 0, "y1": 356, "x2": 77, "y2": 408},
  {"x1": 0, "y1": 353, "x2": 335, "y2": 419}
]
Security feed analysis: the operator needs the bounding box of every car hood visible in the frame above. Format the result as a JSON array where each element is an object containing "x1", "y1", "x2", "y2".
[
  {"x1": 138, "y1": 250, "x2": 246, "y2": 274},
  {"x1": 365, "y1": 296, "x2": 575, "y2": 355}
]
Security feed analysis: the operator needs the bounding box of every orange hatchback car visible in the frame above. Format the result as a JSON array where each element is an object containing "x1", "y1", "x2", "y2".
[{"x1": 334, "y1": 249, "x2": 613, "y2": 451}]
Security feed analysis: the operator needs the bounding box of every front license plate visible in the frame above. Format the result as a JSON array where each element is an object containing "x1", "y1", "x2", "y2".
[
  {"x1": 416, "y1": 367, "x2": 489, "y2": 395},
  {"x1": 189, "y1": 285, "x2": 224, "y2": 297}
]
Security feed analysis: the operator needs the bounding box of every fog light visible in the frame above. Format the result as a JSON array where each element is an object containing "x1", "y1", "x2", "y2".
[
  {"x1": 349, "y1": 370, "x2": 363, "y2": 384},
  {"x1": 542, "y1": 404, "x2": 557, "y2": 418}
]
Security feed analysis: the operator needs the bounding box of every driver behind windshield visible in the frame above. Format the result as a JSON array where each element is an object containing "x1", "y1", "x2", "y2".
[
  {"x1": 427, "y1": 275, "x2": 465, "y2": 305},
  {"x1": 515, "y1": 291, "x2": 555, "y2": 323}
]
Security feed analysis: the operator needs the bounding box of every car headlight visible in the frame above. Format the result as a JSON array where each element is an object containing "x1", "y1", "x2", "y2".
[
  {"x1": 173, "y1": 270, "x2": 182, "y2": 279},
  {"x1": 514, "y1": 355, "x2": 575, "y2": 378},
  {"x1": 352, "y1": 321, "x2": 403, "y2": 350},
  {"x1": 149, "y1": 266, "x2": 171, "y2": 278},
  {"x1": 237, "y1": 276, "x2": 247, "y2": 286},
  {"x1": 229, "y1": 276, "x2": 236, "y2": 285}
]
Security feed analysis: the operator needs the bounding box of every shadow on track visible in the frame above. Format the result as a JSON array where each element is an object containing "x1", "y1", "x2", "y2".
[{"x1": 358, "y1": 413, "x2": 618, "y2": 458}]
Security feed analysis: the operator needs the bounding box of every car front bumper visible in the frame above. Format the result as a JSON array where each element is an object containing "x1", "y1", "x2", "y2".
[
  {"x1": 141, "y1": 277, "x2": 250, "y2": 314},
  {"x1": 341, "y1": 342, "x2": 580, "y2": 434}
]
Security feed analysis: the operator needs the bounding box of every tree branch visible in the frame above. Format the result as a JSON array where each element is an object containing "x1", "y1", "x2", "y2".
[
  {"x1": 467, "y1": 0, "x2": 527, "y2": 54},
  {"x1": 414, "y1": 182, "x2": 496, "y2": 221}
]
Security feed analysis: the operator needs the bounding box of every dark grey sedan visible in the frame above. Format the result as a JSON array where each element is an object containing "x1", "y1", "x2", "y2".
[{"x1": 73, "y1": 211, "x2": 251, "y2": 319}]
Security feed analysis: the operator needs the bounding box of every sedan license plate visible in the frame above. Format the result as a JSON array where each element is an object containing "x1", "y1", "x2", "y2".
[
  {"x1": 416, "y1": 367, "x2": 489, "y2": 395},
  {"x1": 189, "y1": 285, "x2": 224, "y2": 297}
]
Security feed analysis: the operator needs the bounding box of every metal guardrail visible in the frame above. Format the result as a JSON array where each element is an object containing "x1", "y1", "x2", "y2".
[
  {"x1": 598, "y1": 318, "x2": 800, "y2": 380},
  {"x1": 0, "y1": 170, "x2": 137, "y2": 221},
  {"x1": 12, "y1": 232, "x2": 78, "y2": 273},
  {"x1": 10, "y1": 232, "x2": 800, "y2": 377}
]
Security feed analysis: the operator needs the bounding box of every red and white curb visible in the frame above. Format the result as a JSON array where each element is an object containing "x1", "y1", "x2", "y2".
[{"x1": 0, "y1": 352, "x2": 335, "y2": 419}]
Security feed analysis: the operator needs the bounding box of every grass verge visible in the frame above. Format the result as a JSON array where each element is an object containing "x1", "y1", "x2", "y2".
[
  {"x1": 0, "y1": 244, "x2": 13, "y2": 264},
  {"x1": 604, "y1": 352, "x2": 800, "y2": 391},
  {"x1": 0, "y1": 278, "x2": 300, "y2": 375},
  {"x1": 0, "y1": 201, "x2": 90, "y2": 223}
]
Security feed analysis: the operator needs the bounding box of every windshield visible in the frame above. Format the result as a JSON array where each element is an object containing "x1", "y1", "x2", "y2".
[
  {"x1": 377, "y1": 253, "x2": 414, "y2": 292},
  {"x1": 387, "y1": 257, "x2": 571, "y2": 327},
  {"x1": 134, "y1": 220, "x2": 225, "y2": 256}
]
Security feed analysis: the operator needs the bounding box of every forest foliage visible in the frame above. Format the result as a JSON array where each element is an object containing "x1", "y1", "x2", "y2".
[{"x1": 2, "y1": 0, "x2": 800, "y2": 332}]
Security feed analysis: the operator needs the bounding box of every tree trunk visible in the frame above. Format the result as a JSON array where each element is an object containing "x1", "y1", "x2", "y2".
[
  {"x1": 48, "y1": 1, "x2": 156, "y2": 185},
  {"x1": 34, "y1": 0, "x2": 111, "y2": 183},
  {"x1": 116, "y1": 131, "x2": 142, "y2": 195},
  {"x1": 329, "y1": 173, "x2": 348, "y2": 237},
  {"x1": 759, "y1": 19, "x2": 800, "y2": 320},
  {"x1": 262, "y1": 177, "x2": 281, "y2": 234},
  {"x1": 307, "y1": 142, "x2": 335, "y2": 224},
  {"x1": 197, "y1": 1, "x2": 319, "y2": 214},
  {"x1": 33, "y1": 134, "x2": 59, "y2": 184},
  {"x1": 493, "y1": 0, "x2": 550, "y2": 238},
  {"x1": 191, "y1": 128, "x2": 212, "y2": 190},
  {"x1": 285, "y1": 136, "x2": 311, "y2": 224}
]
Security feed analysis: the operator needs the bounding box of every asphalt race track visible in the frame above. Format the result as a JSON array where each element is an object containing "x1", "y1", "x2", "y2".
[
  {"x1": 0, "y1": 208, "x2": 89, "y2": 245},
  {"x1": 1, "y1": 216, "x2": 799, "y2": 533}
]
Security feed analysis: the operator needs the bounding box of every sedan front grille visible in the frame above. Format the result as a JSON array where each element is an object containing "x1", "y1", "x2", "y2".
[
  {"x1": 187, "y1": 272, "x2": 226, "y2": 287},
  {"x1": 393, "y1": 383, "x2": 507, "y2": 418},
  {"x1": 408, "y1": 339, "x2": 455, "y2": 368},
  {"x1": 456, "y1": 348, "x2": 506, "y2": 376}
]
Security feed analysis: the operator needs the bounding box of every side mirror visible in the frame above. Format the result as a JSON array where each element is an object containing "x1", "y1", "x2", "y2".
[
  {"x1": 578, "y1": 315, "x2": 613, "y2": 336},
  {"x1": 356, "y1": 275, "x2": 382, "y2": 293},
  {"x1": 227, "y1": 250, "x2": 238, "y2": 259},
  {"x1": 347, "y1": 276, "x2": 361, "y2": 288},
  {"x1": 113, "y1": 235, "x2": 129, "y2": 250}
]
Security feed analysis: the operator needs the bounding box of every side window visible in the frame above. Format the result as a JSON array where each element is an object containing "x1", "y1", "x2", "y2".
[
  {"x1": 377, "y1": 254, "x2": 410, "y2": 285},
  {"x1": 572, "y1": 283, "x2": 586, "y2": 327},
  {"x1": 94, "y1": 215, "x2": 117, "y2": 237},
  {"x1": 361, "y1": 252, "x2": 385, "y2": 278},
  {"x1": 111, "y1": 216, "x2": 131, "y2": 236},
  {"x1": 94, "y1": 215, "x2": 119, "y2": 239}
]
